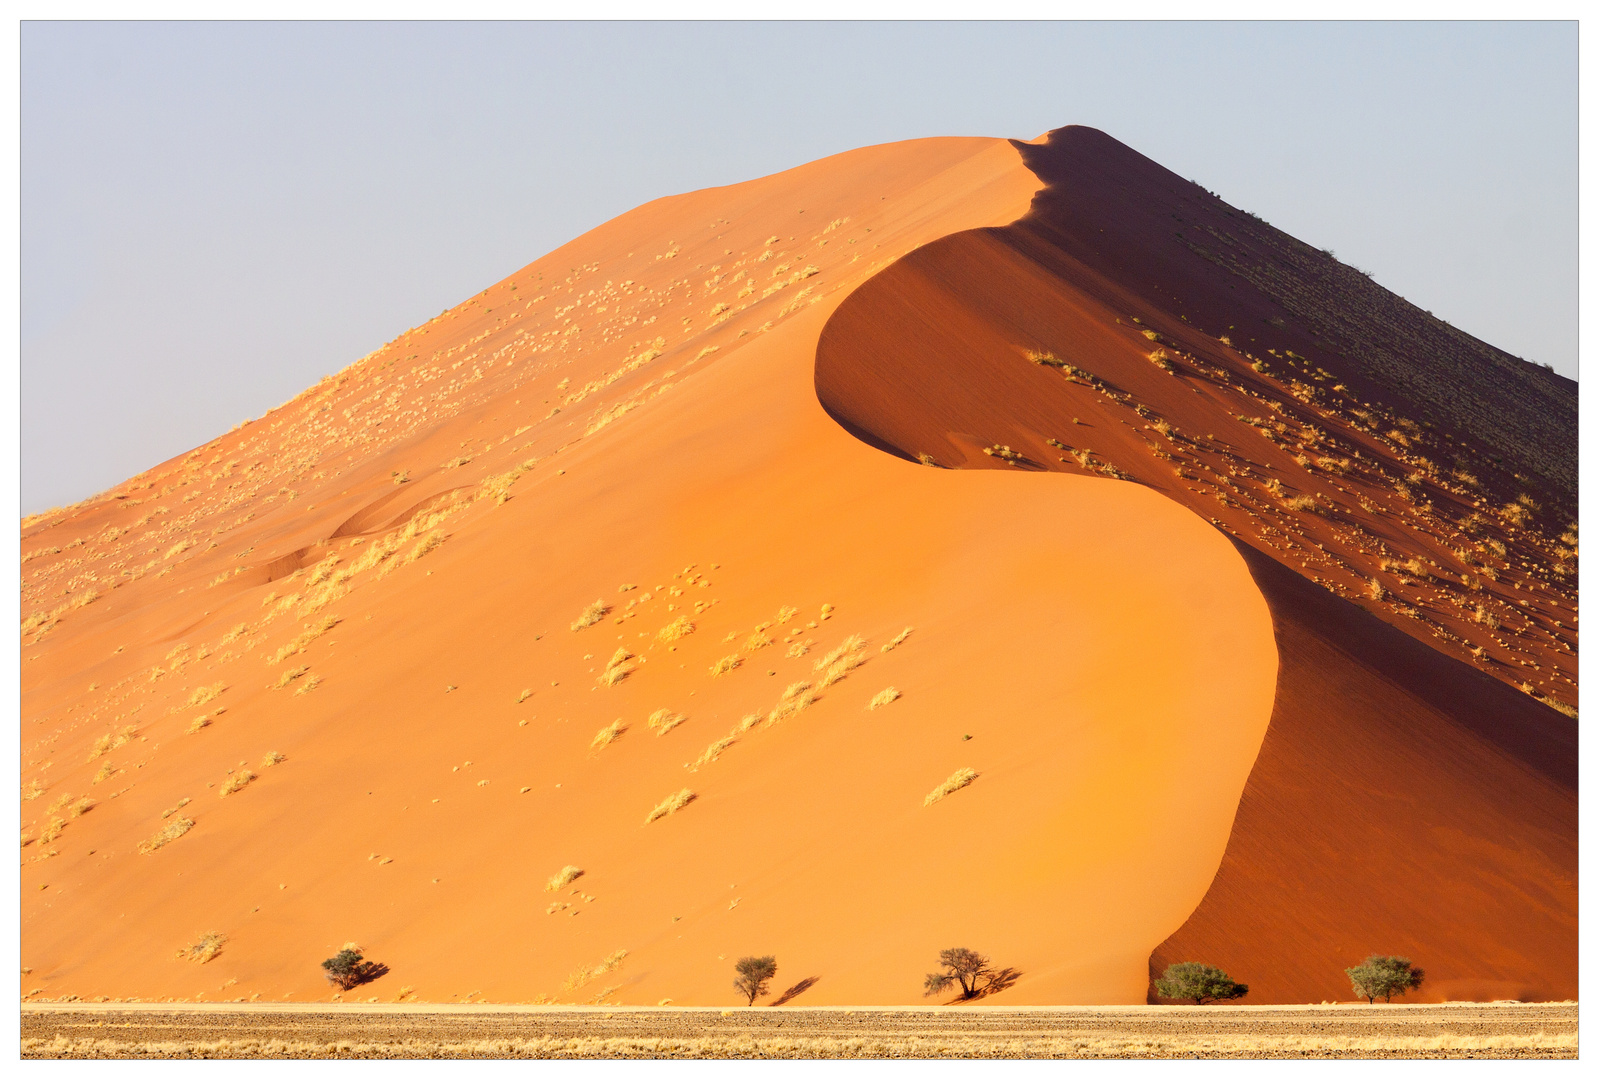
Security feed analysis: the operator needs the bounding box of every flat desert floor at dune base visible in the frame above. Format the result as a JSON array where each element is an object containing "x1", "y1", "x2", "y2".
[{"x1": 21, "y1": 1002, "x2": 1577, "y2": 1059}]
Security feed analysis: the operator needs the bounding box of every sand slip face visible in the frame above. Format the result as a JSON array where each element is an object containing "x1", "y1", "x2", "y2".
[{"x1": 21, "y1": 133, "x2": 1277, "y2": 1006}]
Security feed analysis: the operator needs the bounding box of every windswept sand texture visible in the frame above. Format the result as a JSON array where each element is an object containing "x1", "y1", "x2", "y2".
[
  {"x1": 21, "y1": 135, "x2": 1279, "y2": 1007},
  {"x1": 815, "y1": 126, "x2": 1576, "y2": 1002}
]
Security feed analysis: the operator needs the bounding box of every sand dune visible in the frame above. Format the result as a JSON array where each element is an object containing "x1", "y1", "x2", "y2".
[
  {"x1": 21, "y1": 134, "x2": 1275, "y2": 1006},
  {"x1": 19, "y1": 126, "x2": 1573, "y2": 1009}
]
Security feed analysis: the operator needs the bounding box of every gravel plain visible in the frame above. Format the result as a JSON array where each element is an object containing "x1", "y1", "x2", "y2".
[{"x1": 21, "y1": 1001, "x2": 1577, "y2": 1059}]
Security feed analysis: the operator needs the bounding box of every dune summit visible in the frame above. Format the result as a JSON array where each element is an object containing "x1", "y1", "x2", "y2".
[{"x1": 21, "y1": 126, "x2": 1574, "y2": 1008}]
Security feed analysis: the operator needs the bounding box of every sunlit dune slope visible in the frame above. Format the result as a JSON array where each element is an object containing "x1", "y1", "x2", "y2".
[
  {"x1": 815, "y1": 125, "x2": 1575, "y2": 1003},
  {"x1": 20, "y1": 135, "x2": 1277, "y2": 1006}
]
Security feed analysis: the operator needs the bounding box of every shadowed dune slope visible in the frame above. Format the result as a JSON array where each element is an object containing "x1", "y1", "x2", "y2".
[
  {"x1": 20, "y1": 135, "x2": 1277, "y2": 1006},
  {"x1": 814, "y1": 126, "x2": 1575, "y2": 1003}
]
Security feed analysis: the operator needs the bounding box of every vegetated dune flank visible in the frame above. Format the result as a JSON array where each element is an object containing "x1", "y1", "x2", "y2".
[
  {"x1": 20, "y1": 133, "x2": 1277, "y2": 1007},
  {"x1": 815, "y1": 125, "x2": 1575, "y2": 1004}
]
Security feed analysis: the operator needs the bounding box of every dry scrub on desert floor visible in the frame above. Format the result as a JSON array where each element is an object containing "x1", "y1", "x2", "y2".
[{"x1": 21, "y1": 1030, "x2": 1578, "y2": 1060}]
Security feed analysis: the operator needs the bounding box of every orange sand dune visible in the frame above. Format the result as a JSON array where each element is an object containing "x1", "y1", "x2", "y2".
[
  {"x1": 814, "y1": 126, "x2": 1575, "y2": 1002},
  {"x1": 21, "y1": 135, "x2": 1277, "y2": 1006}
]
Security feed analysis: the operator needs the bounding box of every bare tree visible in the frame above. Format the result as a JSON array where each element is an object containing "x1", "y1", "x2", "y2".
[{"x1": 733, "y1": 955, "x2": 778, "y2": 1006}]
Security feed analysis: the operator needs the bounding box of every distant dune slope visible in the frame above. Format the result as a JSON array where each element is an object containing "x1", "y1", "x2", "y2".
[
  {"x1": 814, "y1": 126, "x2": 1575, "y2": 1002},
  {"x1": 21, "y1": 135, "x2": 1277, "y2": 1006}
]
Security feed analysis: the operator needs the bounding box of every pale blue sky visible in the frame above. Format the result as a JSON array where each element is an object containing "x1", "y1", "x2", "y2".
[{"x1": 21, "y1": 21, "x2": 1577, "y2": 514}]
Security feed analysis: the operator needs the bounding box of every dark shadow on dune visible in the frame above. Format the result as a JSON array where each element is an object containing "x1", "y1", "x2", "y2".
[
  {"x1": 810, "y1": 122, "x2": 1576, "y2": 1003},
  {"x1": 770, "y1": 977, "x2": 820, "y2": 1006}
]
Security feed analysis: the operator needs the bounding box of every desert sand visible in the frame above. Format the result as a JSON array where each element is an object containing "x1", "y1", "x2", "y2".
[{"x1": 20, "y1": 127, "x2": 1574, "y2": 1011}]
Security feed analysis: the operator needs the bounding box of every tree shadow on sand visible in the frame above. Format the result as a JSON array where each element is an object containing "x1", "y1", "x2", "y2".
[{"x1": 770, "y1": 976, "x2": 820, "y2": 1006}]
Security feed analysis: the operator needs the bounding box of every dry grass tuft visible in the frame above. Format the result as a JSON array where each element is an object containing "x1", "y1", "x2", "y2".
[
  {"x1": 868, "y1": 687, "x2": 902, "y2": 710},
  {"x1": 187, "y1": 717, "x2": 211, "y2": 734},
  {"x1": 647, "y1": 709, "x2": 686, "y2": 736},
  {"x1": 219, "y1": 770, "x2": 256, "y2": 798},
  {"x1": 880, "y1": 627, "x2": 914, "y2": 653},
  {"x1": 644, "y1": 789, "x2": 696, "y2": 824},
  {"x1": 139, "y1": 817, "x2": 194, "y2": 854},
  {"x1": 571, "y1": 600, "x2": 609, "y2": 631},
  {"x1": 274, "y1": 666, "x2": 309, "y2": 690},
  {"x1": 187, "y1": 684, "x2": 227, "y2": 707},
  {"x1": 767, "y1": 682, "x2": 818, "y2": 725},
  {"x1": 23, "y1": 779, "x2": 45, "y2": 801},
  {"x1": 709, "y1": 654, "x2": 742, "y2": 677},
  {"x1": 40, "y1": 818, "x2": 65, "y2": 844},
  {"x1": 563, "y1": 950, "x2": 629, "y2": 993},
  {"x1": 292, "y1": 675, "x2": 323, "y2": 697},
  {"x1": 591, "y1": 721, "x2": 627, "y2": 750},
  {"x1": 656, "y1": 616, "x2": 696, "y2": 642},
  {"x1": 88, "y1": 725, "x2": 138, "y2": 760},
  {"x1": 736, "y1": 712, "x2": 764, "y2": 733},
  {"x1": 69, "y1": 797, "x2": 94, "y2": 819},
  {"x1": 261, "y1": 751, "x2": 286, "y2": 768},
  {"x1": 177, "y1": 931, "x2": 226, "y2": 964},
  {"x1": 600, "y1": 647, "x2": 636, "y2": 686},
  {"x1": 545, "y1": 865, "x2": 585, "y2": 892},
  {"x1": 924, "y1": 768, "x2": 979, "y2": 806},
  {"x1": 688, "y1": 735, "x2": 737, "y2": 771}
]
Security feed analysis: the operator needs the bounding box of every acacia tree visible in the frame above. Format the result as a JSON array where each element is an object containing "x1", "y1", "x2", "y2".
[
  {"x1": 321, "y1": 947, "x2": 367, "y2": 991},
  {"x1": 1153, "y1": 962, "x2": 1249, "y2": 1005},
  {"x1": 1346, "y1": 956, "x2": 1424, "y2": 1003},
  {"x1": 923, "y1": 947, "x2": 1011, "y2": 1000},
  {"x1": 733, "y1": 955, "x2": 778, "y2": 1006}
]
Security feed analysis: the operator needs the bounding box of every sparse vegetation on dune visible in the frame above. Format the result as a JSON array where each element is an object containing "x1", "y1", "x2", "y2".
[
  {"x1": 656, "y1": 616, "x2": 695, "y2": 642},
  {"x1": 545, "y1": 865, "x2": 584, "y2": 892},
  {"x1": 571, "y1": 600, "x2": 609, "y2": 631},
  {"x1": 924, "y1": 768, "x2": 978, "y2": 806},
  {"x1": 647, "y1": 709, "x2": 686, "y2": 736},
  {"x1": 868, "y1": 687, "x2": 901, "y2": 710},
  {"x1": 138, "y1": 817, "x2": 194, "y2": 854},
  {"x1": 644, "y1": 788, "x2": 695, "y2": 824},
  {"x1": 709, "y1": 654, "x2": 741, "y2": 676},
  {"x1": 590, "y1": 721, "x2": 627, "y2": 750},
  {"x1": 177, "y1": 932, "x2": 226, "y2": 964},
  {"x1": 218, "y1": 770, "x2": 256, "y2": 798},
  {"x1": 881, "y1": 627, "x2": 914, "y2": 652}
]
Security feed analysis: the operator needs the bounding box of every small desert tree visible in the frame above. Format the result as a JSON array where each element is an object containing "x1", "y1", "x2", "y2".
[
  {"x1": 1346, "y1": 955, "x2": 1424, "y2": 1003},
  {"x1": 1153, "y1": 962, "x2": 1249, "y2": 1005},
  {"x1": 923, "y1": 947, "x2": 1005, "y2": 1000},
  {"x1": 733, "y1": 955, "x2": 778, "y2": 1006},
  {"x1": 321, "y1": 947, "x2": 366, "y2": 991}
]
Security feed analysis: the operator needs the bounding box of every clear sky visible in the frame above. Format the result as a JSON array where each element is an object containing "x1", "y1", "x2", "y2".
[{"x1": 21, "y1": 20, "x2": 1578, "y2": 515}]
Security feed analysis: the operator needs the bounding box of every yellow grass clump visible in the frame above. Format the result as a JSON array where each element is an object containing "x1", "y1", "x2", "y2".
[
  {"x1": 187, "y1": 716, "x2": 211, "y2": 734},
  {"x1": 293, "y1": 675, "x2": 323, "y2": 696},
  {"x1": 139, "y1": 817, "x2": 194, "y2": 854},
  {"x1": 88, "y1": 725, "x2": 138, "y2": 760},
  {"x1": 600, "y1": 647, "x2": 636, "y2": 686},
  {"x1": 591, "y1": 721, "x2": 627, "y2": 750},
  {"x1": 92, "y1": 762, "x2": 114, "y2": 784},
  {"x1": 268, "y1": 617, "x2": 340, "y2": 665},
  {"x1": 572, "y1": 599, "x2": 609, "y2": 631},
  {"x1": 656, "y1": 616, "x2": 696, "y2": 642},
  {"x1": 219, "y1": 770, "x2": 256, "y2": 798},
  {"x1": 275, "y1": 666, "x2": 309, "y2": 689},
  {"x1": 767, "y1": 682, "x2": 817, "y2": 725},
  {"x1": 69, "y1": 797, "x2": 94, "y2": 819},
  {"x1": 39, "y1": 818, "x2": 65, "y2": 844},
  {"x1": 187, "y1": 683, "x2": 227, "y2": 707},
  {"x1": 709, "y1": 654, "x2": 741, "y2": 677},
  {"x1": 261, "y1": 751, "x2": 286, "y2": 768},
  {"x1": 22, "y1": 779, "x2": 45, "y2": 801},
  {"x1": 868, "y1": 687, "x2": 902, "y2": 710},
  {"x1": 545, "y1": 865, "x2": 585, "y2": 892},
  {"x1": 648, "y1": 709, "x2": 686, "y2": 736},
  {"x1": 924, "y1": 768, "x2": 979, "y2": 806},
  {"x1": 563, "y1": 950, "x2": 629, "y2": 993},
  {"x1": 177, "y1": 931, "x2": 226, "y2": 964},
  {"x1": 688, "y1": 735, "x2": 737, "y2": 771},
  {"x1": 881, "y1": 627, "x2": 914, "y2": 653},
  {"x1": 644, "y1": 789, "x2": 696, "y2": 824}
]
